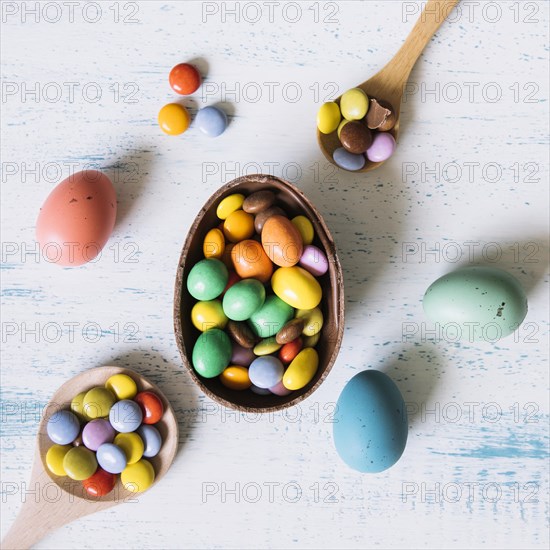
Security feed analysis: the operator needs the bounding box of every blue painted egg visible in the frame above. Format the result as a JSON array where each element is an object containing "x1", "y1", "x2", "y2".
[{"x1": 333, "y1": 370, "x2": 408, "y2": 473}]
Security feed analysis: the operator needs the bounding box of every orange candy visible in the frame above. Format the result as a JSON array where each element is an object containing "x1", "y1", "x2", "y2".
[
  {"x1": 261, "y1": 215, "x2": 303, "y2": 267},
  {"x1": 278, "y1": 337, "x2": 303, "y2": 364},
  {"x1": 231, "y1": 240, "x2": 273, "y2": 283},
  {"x1": 220, "y1": 366, "x2": 251, "y2": 390},
  {"x1": 223, "y1": 211, "x2": 255, "y2": 243}
]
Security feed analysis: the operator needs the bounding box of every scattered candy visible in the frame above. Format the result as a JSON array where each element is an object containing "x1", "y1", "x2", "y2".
[
  {"x1": 169, "y1": 63, "x2": 201, "y2": 95},
  {"x1": 196, "y1": 106, "x2": 228, "y2": 137},
  {"x1": 158, "y1": 103, "x2": 190, "y2": 135},
  {"x1": 44, "y1": 373, "x2": 165, "y2": 496},
  {"x1": 187, "y1": 189, "x2": 329, "y2": 398}
]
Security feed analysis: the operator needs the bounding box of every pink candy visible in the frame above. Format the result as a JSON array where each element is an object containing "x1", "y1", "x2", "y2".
[{"x1": 299, "y1": 245, "x2": 329, "y2": 277}]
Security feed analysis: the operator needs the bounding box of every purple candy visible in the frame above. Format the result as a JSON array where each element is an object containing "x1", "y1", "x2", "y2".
[
  {"x1": 366, "y1": 133, "x2": 396, "y2": 162},
  {"x1": 269, "y1": 380, "x2": 293, "y2": 396},
  {"x1": 299, "y1": 245, "x2": 329, "y2": 277},
  {"x1": 231, "y1": 342, "x2": 255, "y2": 367},
  {"x1": 82, "y1": 418, "x2": 115, "y2": 451}
]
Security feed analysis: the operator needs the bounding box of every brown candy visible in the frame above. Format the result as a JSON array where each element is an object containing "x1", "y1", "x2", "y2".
[
  {"x1": 227, "y1": 320, "x2": 256, "y2": 348},
  {"x1": 275, "y1": 318, "x2": 305, "y2": 345},
  {"x1": 340, "y1": 121, "x2": 373, "y2": 154},
  {"x1": 366, "y1": 98, "x2": 396, "y2": 131},
  {"x1": 72, "y1": 434, "x2": 84, "y2": 447},
  {"x1": 242, "y1": 190, "x2": 275, "y2": 214},
  {"x1": 254, "y1": 206, "x2": 286, "y2": 234}
]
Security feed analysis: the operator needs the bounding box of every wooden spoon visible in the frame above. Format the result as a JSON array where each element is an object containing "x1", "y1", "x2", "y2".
[
  {"x1": 1, "y1": 366, "x2": 178, "y2": 549},
  {"x1": 317, "y1": 0, "x2": 459, "y2": 172}
]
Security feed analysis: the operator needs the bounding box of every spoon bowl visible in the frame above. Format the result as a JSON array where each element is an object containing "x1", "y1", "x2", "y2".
[
  {"x1": 174, "y1": 174, "x2": 345, "y2": 413},
  {"x1": 2, "y1": 366, "x2": 178, "y2": 549},
  {"x1": 318, "y1": 0, "x2": 459, "y2": 172}
]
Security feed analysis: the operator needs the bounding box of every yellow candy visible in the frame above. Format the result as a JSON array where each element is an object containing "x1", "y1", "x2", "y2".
[
  {"x1": 114, "y1": 433, "x2": 144, "y2": 465},
  {"x1": 223, "y1": 210, "x2": 255, "y2": 243},
  {"x1": 271, "y1": 267, "x2": 322, "y2": 310},
  {"x1": 340, "y1": 88, "x2": 369, "y2": 121},
  {"x1": 46, "y1": 444, "x2": 72, "y2": 476},
  {"x1": 203, "y1": 228, "x2": 225, "y2": 259},
  {"x1": 296, "y1": 307, "x2": 324, "y2": 337},
  {"x1": 216, "y1": 194, "x2": 245, "y2": 220},
  {"x1": 291, "y1": 216, "x2": 314, "y2": 245},
  {"x1": 71, "y1": 391, "x2": 90, "y2": 420},
  {"x1": 283, "y1": 348, "x2": 319, "y2": 390},
  {"x1": 105, "y1": 374, "x2": 137, "y2": 400},
  {"x1": 253, "y1": 337, "x2": 282, "y2": 356},
  {"x1": 317, "y1": 102, "x2": 341, "y2": 134},
  {"x1": 63, "y1": 447, "x2": 97, "y2": 480},
  {"x1": 303, "y1": 332, "x2": 321, "y2": 347},
  {"x1": 158, "y1": 103, "x2": 190, "y2": 135},
  {"x1": 83, "y1": 387, "x2": 116, "y2": 419},
  {"x1": 191, "y1": 300, "x2": 228, "y2": 332},
  {"x1": 121, "y1": 459, "x2": 155, "y2": 493},
  {"x1": 337, "y1": 119, "x2": 349, "y2": 139},
  {"x1": 220, "y1": 366, "x2": 251, "y2": 390}
]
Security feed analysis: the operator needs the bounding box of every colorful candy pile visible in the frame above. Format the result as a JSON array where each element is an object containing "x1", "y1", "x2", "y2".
[
  {"x1": 158, "y1": 62, "x2": 227, "y2": 137},
  {"x1": 317, "y1": 87, "x2": 397, "y2": 171},
  {"x1": 186, "y1": 190, "x2": 329, "y2": 396},
  {"x1": 45, "y1": 374, "x2": 164, "y2": 496}
]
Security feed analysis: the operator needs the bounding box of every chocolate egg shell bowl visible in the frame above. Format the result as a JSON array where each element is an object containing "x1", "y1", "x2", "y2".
[{"x1": 174, "y1": 175, "x2": 344, "y2": 412}]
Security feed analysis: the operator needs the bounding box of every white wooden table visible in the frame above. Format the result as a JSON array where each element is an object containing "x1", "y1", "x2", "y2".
[{"x1": 1, "y1": 1, "x2": 548, "y2": 548}]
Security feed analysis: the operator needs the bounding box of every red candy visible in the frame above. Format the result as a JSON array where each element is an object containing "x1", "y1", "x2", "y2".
[
  {"x1": 82, "y1": 467, "x2": 116, "y2": 497},
  {"x1": 278, "y1": 337, "x2": 303, "y2": 364},
  {"x1": 134, "y1": 391, "x2": 164, "y2": 424},
  {"x1": 223, "y1": 271, "x2": 241, "y2": 295},
  {"x1": 169, "y1": 63, "x2": 201, "y2": 95}
]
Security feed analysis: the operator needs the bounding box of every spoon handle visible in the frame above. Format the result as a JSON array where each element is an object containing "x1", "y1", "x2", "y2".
[{"x1": 377, "y1": 0, "x2": 459, "y2": 89}]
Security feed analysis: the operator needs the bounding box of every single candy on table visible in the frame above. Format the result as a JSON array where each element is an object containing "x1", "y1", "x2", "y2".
[
  {"x1": 158, "y1": 103, "x2": 190, "y2": 135},
  {"x1": 339, "y1": 121, "x2": 373, "y2": 154},
  {"x1": 192, "y1": 328, "x2": 232, "y2": 378},
  {"x1": 299, "y1": 244, "x2": 329, "y2": 277},
  {"x1": 63, "y1": 446, "x2": 98, "y2": 481},
  {"x1": 242, "y1": 190, "x2": 275, "y2": 214},
  {"x1": 223, "y1": 279, "x2": 266, "y2": 321},
  {"x1": 137, "y1": 424, "x2": 162, "y2": 458},
  {"x1": 82, "y1": 468, "x2": 117, "y2": 498},
  {"x1": 187, "y1": 258, "x2": 228, "y2": 301},
  {"x1": 223, "y1": 210, "x2": 255, "y2": 242},
  {"x1": 231, "y1": 239, "x2": 273, "y2": 283},
  {"x1": 96, "y1": 443, "x2": 127, "y2": 474},
  {"x1": 271, "y1": 266, "x2": 322, "y2": 310},
  {"x1": 282, "y1": 347, "x2": 319, "y2": 390},
  {"x1": 82, "y1": 418, "x2": 116, "y2": 451},
  {"x1": 109, "y1": 400, "x2": 143, "y2": 433},
  {"x1": 249, "y1": 356, "x2": 284, "y2": 389},
  {"x1": 47, "y1": 410, "x2": 80, "y2": 445},
  {"x1": 195, "y1": 106, "x2": 228, "y2": 137},
  {"x1": 169, "y1": 62, "x2": 201, "y2": 95},
  {"x1": 46, "y1": 444, "x2": 72, "y2": 476},
  {"x1": 366, "y1": 132, "x2": 396, "y2": 163},
  {"x1": 340, "y1": 88, "x2": 369, "y2": 120},
  {"x1": 105, "y1": 374, "x2": 138, "y2": 400},
  {"x1": 134, "y1": 391, "x2": 164, "y2": 425},
  {"x1": 114, "y1": 432, "x2": 144, "y2": 465},
  {"x1": 317, "y1": 102, "x2": 341, "y2": 134},
  {"x1": 121, "y1": 459, "x2": 155, "y2": 493},
  {"x1": 261, "y1": 215, "x2": 304, "y2": 267},
  {"x1": 248, "y1": 295, "x2": 294, "y2": 338},
  {"x1": 83, "y1": 387, "x2": 117, "y2": 419},
  {"x1": 191, "y1": 300, "x2": 228, "y2": 331},
  {"x1": 291, "y1": 215, "x2": 314, "y2": 245},
  {"x1": 203, "y1": 228, "x2": 225, "y2": 259},
  {"x1": 333, "y1": 147, "x2": 366, "y2": 171},
  {"x1": 216, "y1": 194, "x2": 245, "y2": 220},
  {"x1": 220, "y1": 366, "x2": 252, "y2": 390}
]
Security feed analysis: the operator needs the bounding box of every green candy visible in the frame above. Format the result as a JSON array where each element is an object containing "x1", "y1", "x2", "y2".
[
  {"x1": 63, "y1": 447, "x2": 98, "y2": 480},
  {"x1": 192, "y1": 328, "x2": 232, "y2": 378},
  {"x1": 187, "y1": 259, "x2": 228, "y2": 301},
  {"x1": 249, "y1": 295, "x2": 294, "y2": 338},
  {"x1": 222, "y1": 279, "x2": 266, "y2": 321},
  {"x1": 423, "y1": 266, "x2": 528, "y2": 342}
]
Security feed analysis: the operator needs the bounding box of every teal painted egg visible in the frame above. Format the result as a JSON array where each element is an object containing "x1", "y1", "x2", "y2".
[
  {"x1": 423, "y1": 266, "x2": 528, "y2": 341},
  {"x1": 192, "y1": 328, "x2": 232, "y2": 378},
  {"x1": 222, "y1": 279, "x2": 266, "y2": 321},
  {"x1": 248, "y1": 295, "x2": 294, "y2": 338},
  {"x1": 334, "y1": 370, "x2": 408, "y2": 473},
  {"x1": 187, "y1": 259, "x2": 228, "y2": 301}
]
